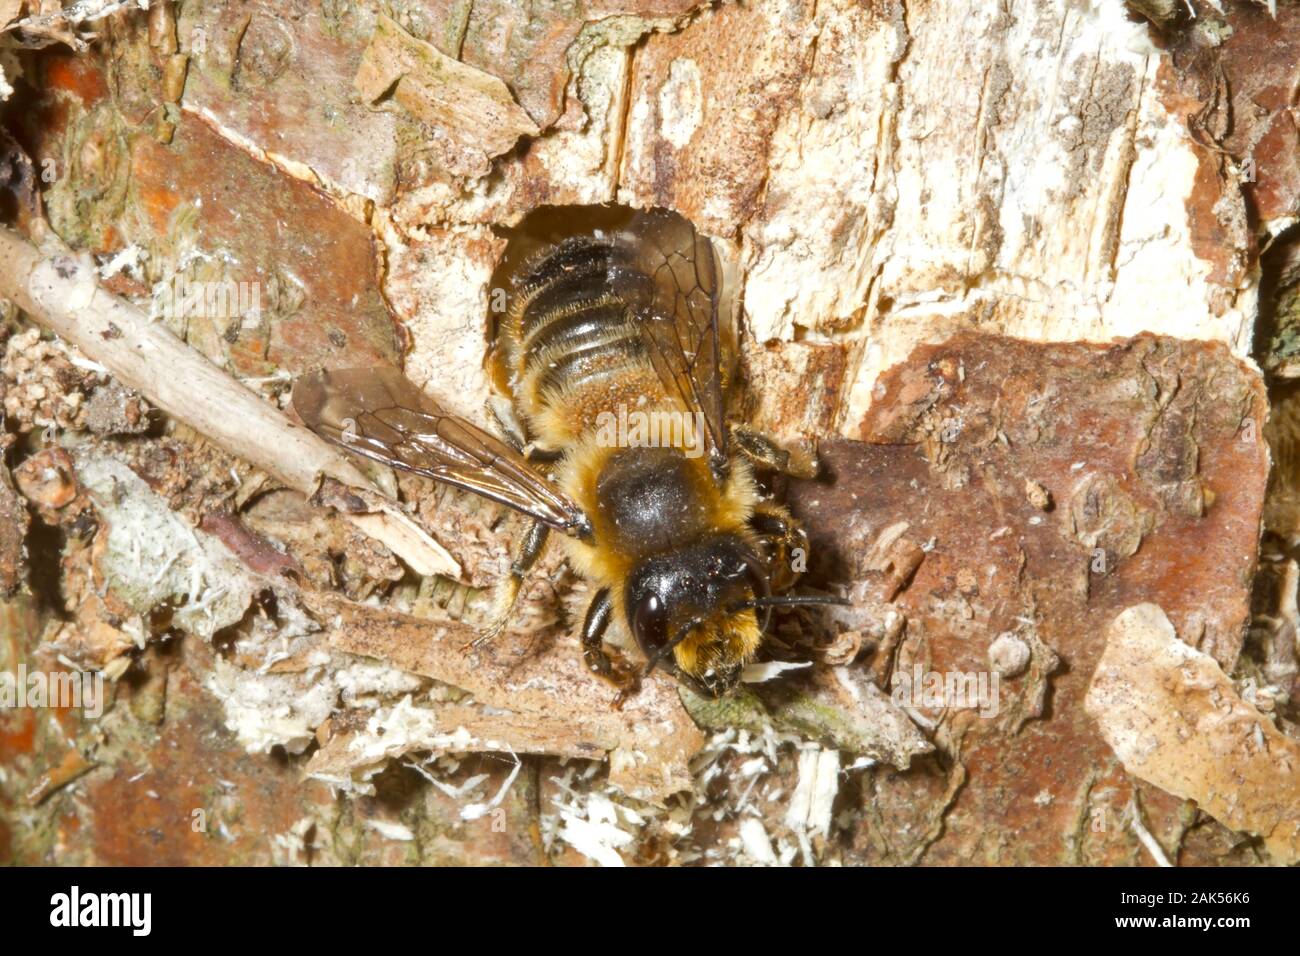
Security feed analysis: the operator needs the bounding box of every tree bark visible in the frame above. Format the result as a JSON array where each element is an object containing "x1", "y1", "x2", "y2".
[{"x1": 0, "y1": 0, "x2": 1296, "y2": 866}]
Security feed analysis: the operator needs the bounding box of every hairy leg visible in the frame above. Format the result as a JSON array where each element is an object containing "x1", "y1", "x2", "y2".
[
  {"x1": 469, "y1": 519, "x2": 549, "y2": 648},
  {"x1": 581, "y1": 587, "x2": 641, "y2": 705},
  {"x1": 749, "y1": 500, "x2": 810, "y2": 594},
  {"x1": 466, "y1": 398, "x2": 568, "y2": 649},
  {"x1": 489, "y1": 397, "x2": 563, "y2": 465},
  {"x1": 730, "y1": 423, "x2": 819, "y2": 480}
]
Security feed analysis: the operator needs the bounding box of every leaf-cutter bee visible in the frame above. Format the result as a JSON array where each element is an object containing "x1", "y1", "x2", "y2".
[{"x1": 293, "y1": 205, "x2": 843, "y2": 699}]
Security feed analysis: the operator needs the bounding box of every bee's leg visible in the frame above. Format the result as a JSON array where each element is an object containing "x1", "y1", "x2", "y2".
[
  {"x1": 580, "y1": 588, "x2": 615, "y2": 673},
  {"x1": 489, "y1": 399, "x2": 529, "y2": 452},
  {"x1": 525, "y1": 445, "x2": 564, "y2": 466},
  {"x1": 469, "y1": 519, "x2": 549, "y2": 648},
  {"x1": 729, "y1": 423, "x2": 819, "y2": 480},
  {"x1": 581, "y1": 587, "x2": 641, "y2": 703},
  {"x1": 489, "y1": 399, "x2": 563, "y2": 466},
  {"x1": 749, "y1": 501, "x2": 810, "y2": 593}
]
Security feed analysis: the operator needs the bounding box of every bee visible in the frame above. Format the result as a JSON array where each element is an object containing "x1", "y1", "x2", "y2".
[{"x1": 293, "y1": 205, "x2": 844, "y2": 699}]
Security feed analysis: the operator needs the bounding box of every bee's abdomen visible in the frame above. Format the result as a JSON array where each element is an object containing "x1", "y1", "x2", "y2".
[{"x1": 506, "y1": 238, "x2": 661, "y2": 443}]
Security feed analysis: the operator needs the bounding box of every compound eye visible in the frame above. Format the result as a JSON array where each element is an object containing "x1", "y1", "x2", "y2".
[{"x1": 631, "y1": 592, "x2": 669, "y2": 656}]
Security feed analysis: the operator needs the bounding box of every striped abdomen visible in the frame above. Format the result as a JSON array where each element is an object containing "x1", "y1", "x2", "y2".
[{"x1": 502, "y1": 236, "x2": 667, "y2": 449}]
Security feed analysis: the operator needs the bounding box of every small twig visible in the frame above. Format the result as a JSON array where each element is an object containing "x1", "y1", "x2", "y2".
[
  {"x1": 0, "y1": 227, "x2": 459, "y2": 577},
  {"x1": 1126, "y1": 794, "x2": 1173, "y2": 868}
]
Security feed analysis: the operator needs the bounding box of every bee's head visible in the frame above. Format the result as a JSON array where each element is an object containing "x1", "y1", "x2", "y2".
[{"x1": 624, "y1": 535, "x2": 772, "y2": 698}]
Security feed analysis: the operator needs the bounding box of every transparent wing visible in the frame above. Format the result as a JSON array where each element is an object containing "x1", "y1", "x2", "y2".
[
  {"x1": 608, "y1": 207, "x2": 733, "y2": 478},
  {"x1": 293, "y1": 367, "x2": 591, "y2": 538}
]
